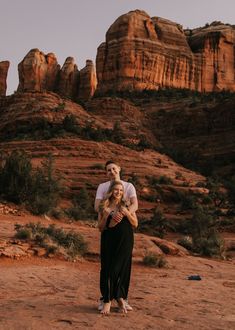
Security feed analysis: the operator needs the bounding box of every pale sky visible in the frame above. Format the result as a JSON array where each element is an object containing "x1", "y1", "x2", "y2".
[{"x1": 1, "y1": 0, "x2": 235, "y2": 94}]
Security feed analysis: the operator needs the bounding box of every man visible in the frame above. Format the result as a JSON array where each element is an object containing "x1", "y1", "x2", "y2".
[{"x1": 94, "y1": 160, "x2": 138, "y2": 311}]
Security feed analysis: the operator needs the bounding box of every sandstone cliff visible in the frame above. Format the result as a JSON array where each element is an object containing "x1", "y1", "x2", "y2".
[
  {"x1": 17, "y1": 49, "x2": 96, "y2": 100},
  {"x1": 96, "y1": 10, "x2": 235, "y2": 93},
  {"x1": 57, "y1": 57, "x2": 79, "y2": 99},
  {"x1": 78, "y1": 60, "x2": 97, "y2": 100},
  {"x1": 0, "y1": 61, "x2": 10, "y2": 96},
  {"x1": 17, "y1": 49, "x2": 60, "y2": 93}
]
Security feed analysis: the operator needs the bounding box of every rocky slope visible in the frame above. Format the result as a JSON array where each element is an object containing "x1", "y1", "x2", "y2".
[
  {"x1": 0, "y1": 213, "x2": 235, "y2": 329},
  {"x1": 0, "y1": 91, "x2": 212, "y2": 222}
]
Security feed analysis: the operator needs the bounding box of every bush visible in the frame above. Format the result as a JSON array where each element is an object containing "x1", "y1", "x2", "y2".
[
  {"x1": 15, "y1": 227, "x2": 31, "y2": 240},
  {"x1": 143, "y1": 253, "x2": 167, "y2": 268},
  {"x1": 112, "y1": 121, "x2": 124, "y2": 144},
  {"x1": 62, "y1": 114, "x2": 80, "y2": 134},
  {"x1": 224, "y1": 175, "x2": 235, "y2": 204},
  {"x1": 189, "y1": 206, "x2": 224, "y2": 257},
  {"x1": 0, "y1": 150, "x2": 32, "y2": 203},
  {"x1": 146, "y1": 175, "x2": 173, "y2": 187},
  {"x1": 0, "y1": 151, "x2": 62, "y2": 215},
  {"x1": 128, "y1": 172, "x2": 140, "y2": 187},
  {"x1": 66, "y1": 187, "x2": 96, "y2": 221},
  {"x1": 201, "y1": 195, "x2": 213, "y2": 205},
  {"x1": 27, "y1": 155, "x2": 62, "y2": 215},
  {"x1": 144, "y1": 208, "x2": 175, "y2": 238},
  {"x1": 90, "y1": 163, "x2": 104, "y2": 170},
  {"x1": 14, "y1": 222, "x2": 88, "y2": 258},
  {"x1": 178, "y1": 193, "x2": 197, "y2": 210},
  {"x1": 177, "y1": 236, "x2": 193, "y2": 251}
]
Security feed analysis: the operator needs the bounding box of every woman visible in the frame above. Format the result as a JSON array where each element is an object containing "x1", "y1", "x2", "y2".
[{"x1": 98, "y1": 180, "x2": 138, "y2": 315}]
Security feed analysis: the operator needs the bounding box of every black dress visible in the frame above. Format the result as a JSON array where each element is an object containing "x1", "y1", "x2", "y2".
[{"x1": 100, "y1": 215, "x2": 134, "y2": 303}]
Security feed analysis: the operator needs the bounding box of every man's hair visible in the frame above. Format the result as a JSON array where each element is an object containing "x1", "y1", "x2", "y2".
[{"x1": 105, "y1": 160, "x2": 120, "y2": 169}]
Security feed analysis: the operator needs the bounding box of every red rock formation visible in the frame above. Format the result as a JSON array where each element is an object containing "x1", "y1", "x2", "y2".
[
  {"x1": 187, "y1": 23, "x2": 235, "y2": 91},
  {"x1": 78, "y1": 60, "x2": 97, "y2": 100},
  {"x1": 18, "y1": 50, "x2": 96, "y2": 100},
  {"x1": 0, "y1": 61, "x2": 10, "y2": 96},
  {"x1": 17, "y1": 49, "x2": 60, "y2": 92},
  {"x1": 57, "y1": 57, "x2": 79, "y2": 99},
  {"x1": 96, "y1": 10, "x2": 235, "y2": 93}
]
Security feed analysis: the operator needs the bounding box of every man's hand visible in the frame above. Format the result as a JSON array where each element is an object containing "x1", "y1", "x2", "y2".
[{"x1": 112, "y1": 211, "x2": 123, "y2": 223}]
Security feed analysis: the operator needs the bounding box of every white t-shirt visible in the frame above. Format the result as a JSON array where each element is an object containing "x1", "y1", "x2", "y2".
[{"x1": 95, "y1": 180, "x2": 137, "y2": 203}]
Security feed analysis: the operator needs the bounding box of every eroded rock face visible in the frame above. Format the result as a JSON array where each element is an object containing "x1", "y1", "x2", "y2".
[
  {"x1": 0, "y1": 61, "x2": 10, "y2": 96},
  {"x1": 188, "y1": 23, "x2": 235, "y2": 92},
  {"x1": 17, "y1": 49, "x2": 60, "y2": 92},
  {"x1": 78, "y1": 60, "x2": 97, "y2": 100},
  {"x1": 96, "y1": 10, "x2": 235, "y2": 93},
  {"x1": 17, "y1": 49, "x2": 96, "y2": 100},
  {"x1": 57, "y1": 57, "x2": 79, "y2": 99}
]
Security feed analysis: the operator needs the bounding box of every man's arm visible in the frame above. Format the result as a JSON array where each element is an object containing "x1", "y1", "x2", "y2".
[
  {"x1": 94, "y1": 183, "x2": 105, "y2": 212},
  {"x1": 128, "y1": 196, "x2": 138, "y2": 213},
  {"x1": 94, "y1": 198, "x2": 102, "y2": 212}
]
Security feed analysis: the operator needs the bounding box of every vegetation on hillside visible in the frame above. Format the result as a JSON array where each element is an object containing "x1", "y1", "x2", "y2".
[
  {"x1": 15, "y1": 222, "x2": 87, "y2": 259},
  {"x1": 0, "y1": 151, "x2": 62, "y2": 215}
]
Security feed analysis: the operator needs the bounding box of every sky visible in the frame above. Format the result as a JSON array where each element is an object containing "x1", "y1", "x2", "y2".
[{"x1": 1, "y1": 0, "x2": 235, "y2": 95}]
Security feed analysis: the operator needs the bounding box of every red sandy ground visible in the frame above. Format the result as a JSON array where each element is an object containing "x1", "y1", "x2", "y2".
[{"x1": 0, "y1": 214, "x2": 235, "y2": 330}]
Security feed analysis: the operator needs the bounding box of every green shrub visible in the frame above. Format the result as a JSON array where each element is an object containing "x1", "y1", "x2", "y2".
[
  {"x1": 0, "y1": 151, "x2": 62, "y2": 215},
  {"x1": 206, "y1": 178, "x2": 226, "y2": 207},
  {"x1": 224, "y1": 175, "x2": 235, "y2": 203},
  {"x1": 146, "y1": 175, "x2": 173, "y2": 187},
  {"x1": 90, "y1": 163, "x2": 104, "y2": 170},
  {"x1": 66, "y1": 187, "x2": 96, "y2": 221},
  {"x1": 144, "y1": 208, "x2": 176, "y2": 238},
  {"x1": 143, "y1": 253, "x2": 167, "y2": 268},
  {"x1": 128, "y1": 172, "x2": 140, "y2": 187},
  {"x1": 137, "y1": 135, "x2": 153, "y2": 150},
  {"x1": 48, "y1": 208, "x2": 65, "y2": 220},
  {"x1": 201, "y1": 195, "x2": 213, "y2": 205},
  {"x1": 15, "y1": 228, "x2": 31, "y2": 240},
  {"x1": 178, "y1": 193, "x2": 197, "y2": 210},
  {"x1": 158, "y1": 175, "x2": 173, "y2": 185},
  {"x1": 14, "y1": 222, "x2": 88, "y2": 258},
  {"x1": 189, "y1": 206, "x2": 224, "y2": 257},
  {"x1": 27, "y1": 155, "x2": 62, "y2": 215},
  {"x1": 112, "y1": 121, "x2": 124, "y2": 144},
  {"x1": 177, "y1": 236, "x2": 193, "y2": 251},
  {"x1": 0, "y1": 150, "x2": 32, "y2": 203}
]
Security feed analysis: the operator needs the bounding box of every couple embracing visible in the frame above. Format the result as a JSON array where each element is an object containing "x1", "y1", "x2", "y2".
[{"x1": 94, "y1": 160, "x2": 138, "y2": 314}]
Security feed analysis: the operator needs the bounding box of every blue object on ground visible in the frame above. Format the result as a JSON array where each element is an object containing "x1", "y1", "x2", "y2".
[{"x1": 187, "y1": 275, "x2": 202, "y2": 280}]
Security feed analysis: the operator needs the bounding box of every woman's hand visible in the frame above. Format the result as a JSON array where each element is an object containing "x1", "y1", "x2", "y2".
[
  {"x1": 98, "y1": 208, "x2": 112, "y2": 232},
  {"x1": 103, "y1": 208, "x2": 111, "y2": 217}
]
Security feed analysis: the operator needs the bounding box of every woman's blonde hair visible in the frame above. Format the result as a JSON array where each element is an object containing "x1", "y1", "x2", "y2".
[{"x1": 99, "y1": 180, "x2": 126, "y2": 212}]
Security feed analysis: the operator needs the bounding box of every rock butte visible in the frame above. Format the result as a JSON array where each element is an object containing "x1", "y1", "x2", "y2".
[
  {"x1": 96, "y1": 10, "x2": 235, "y2": 93},
  {"x1": 17, "y1": 49, "x2": 97, "y2": 101}
]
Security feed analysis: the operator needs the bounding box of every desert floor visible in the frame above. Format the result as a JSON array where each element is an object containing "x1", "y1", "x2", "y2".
[{"x1": 0, "y1": 214, "x2": 235, "y2": 330}]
